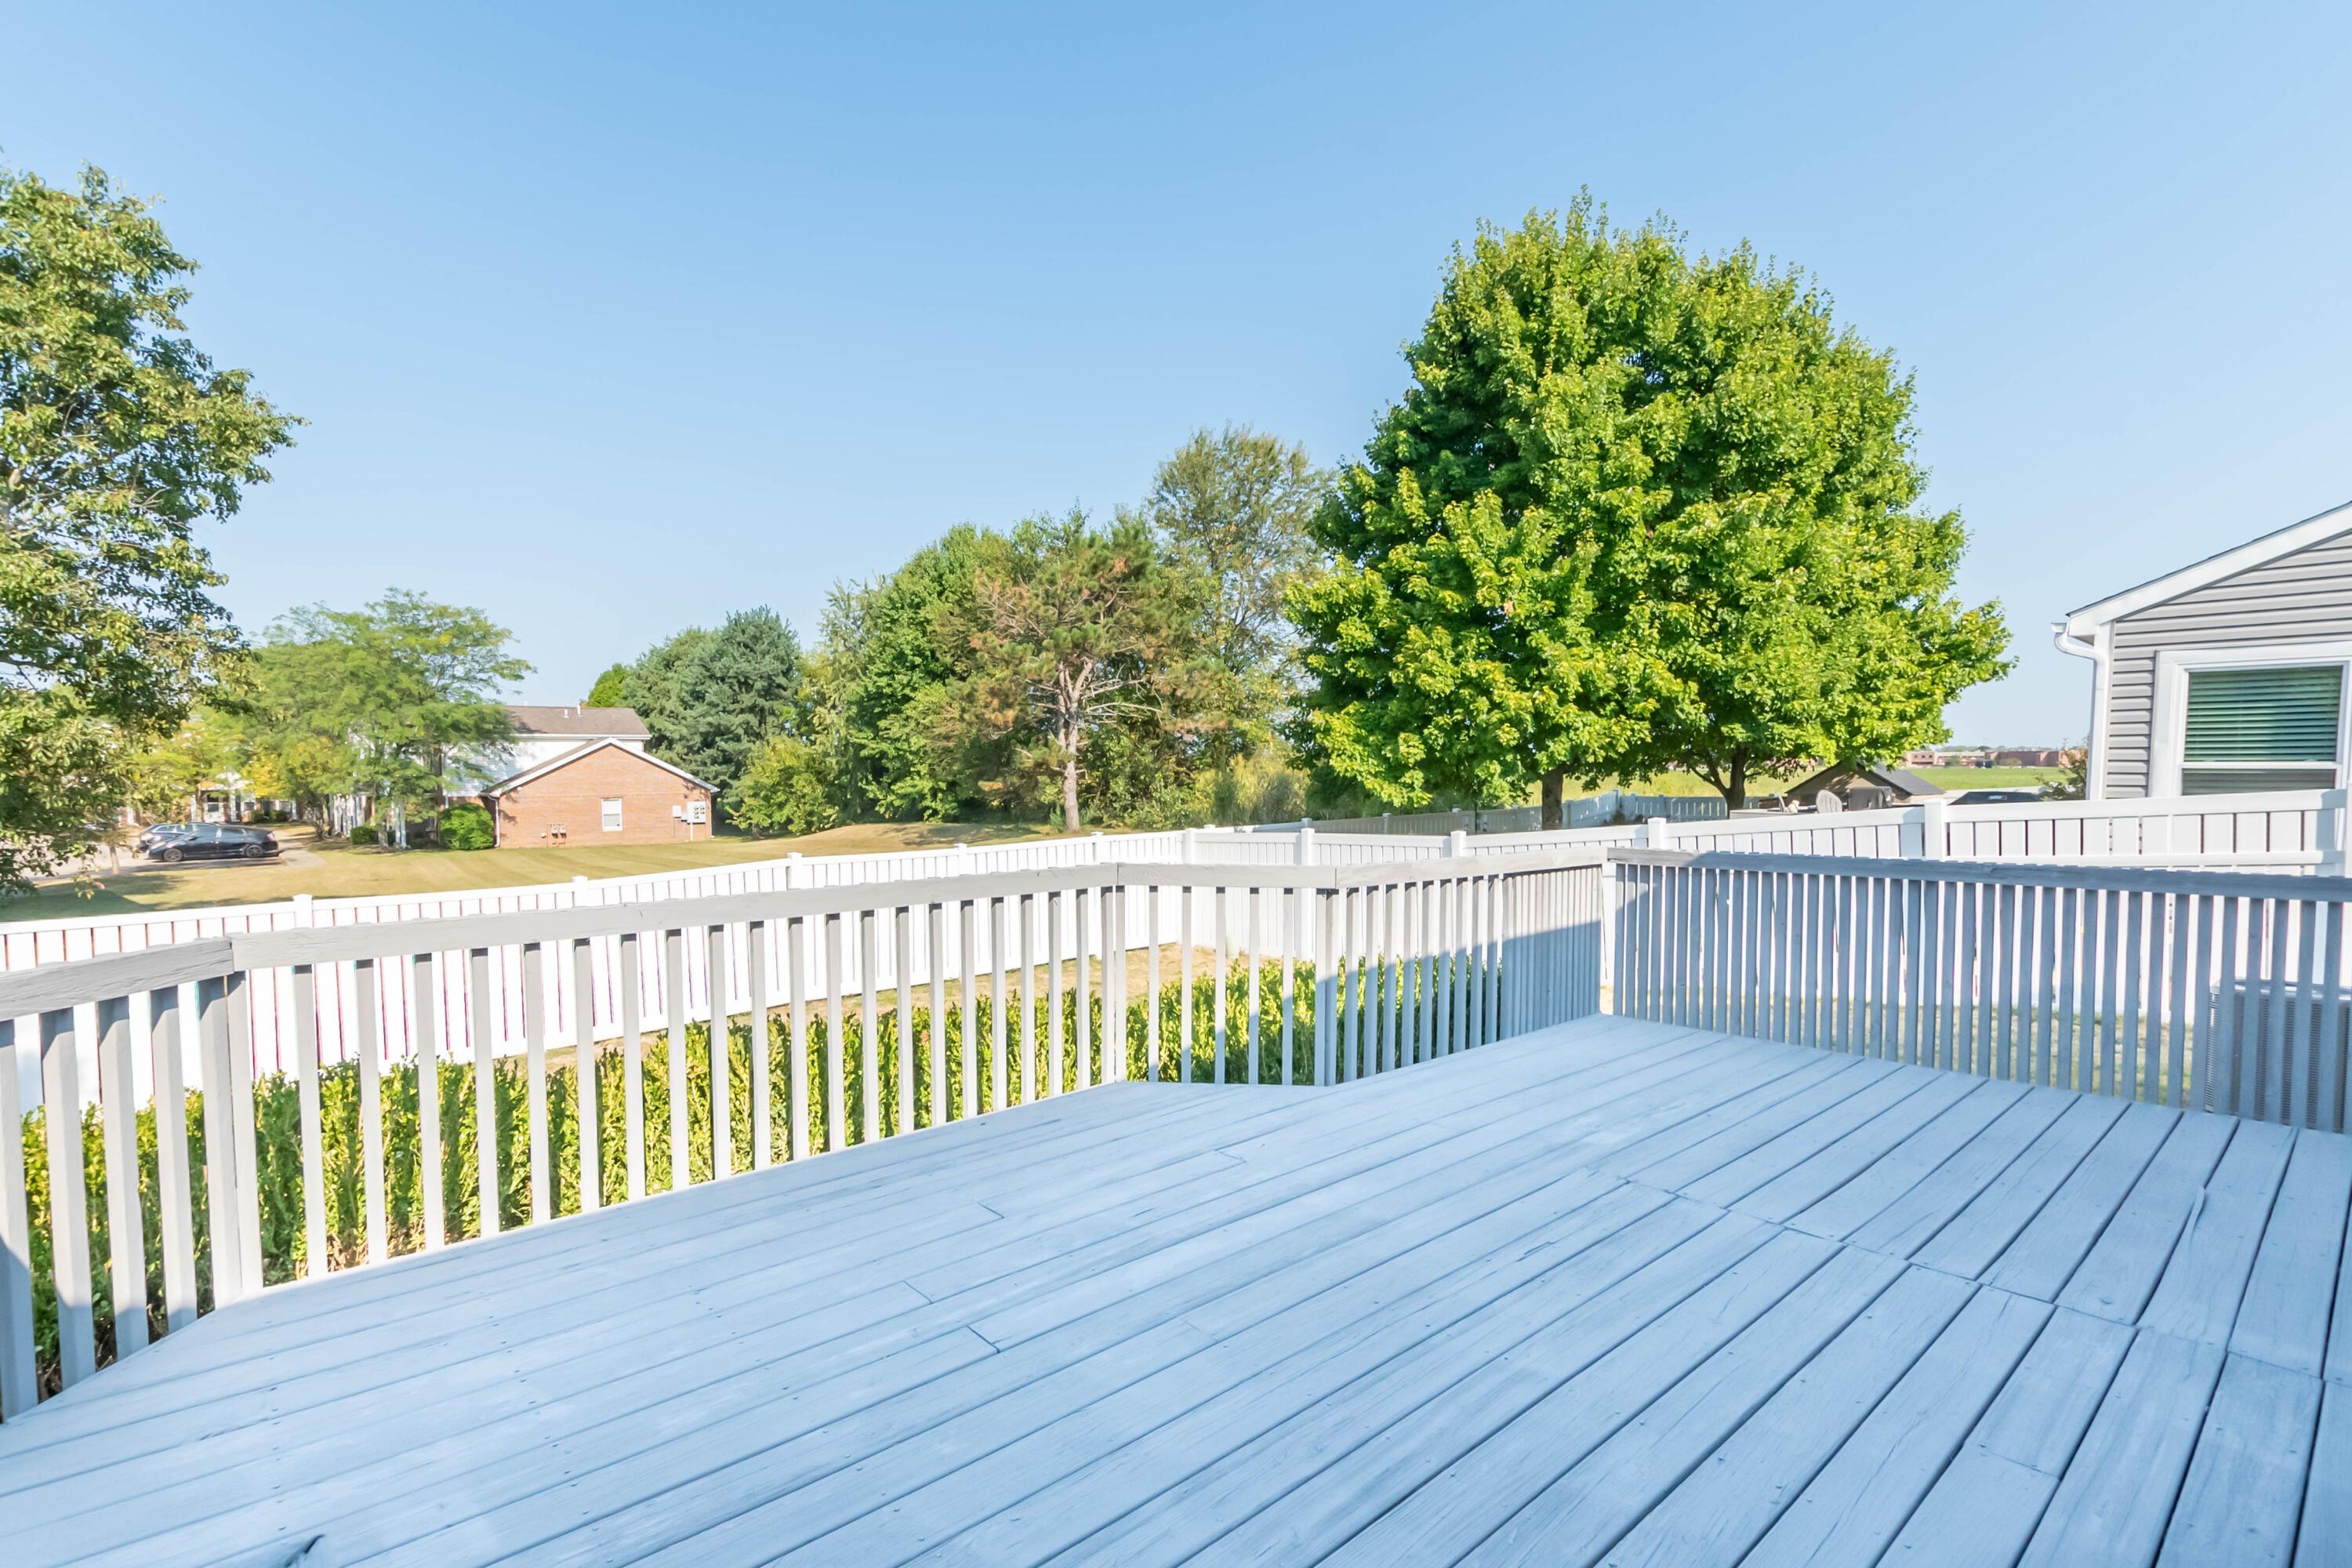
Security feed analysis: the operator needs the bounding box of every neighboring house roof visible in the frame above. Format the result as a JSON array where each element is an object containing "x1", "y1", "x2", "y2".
[
  {"x1": 2061, "y1": 497, "x2": 2352, "y2": 637},
  {"x1": 503, "y1": 704, "x2": 652, "y2": 739},
  {"x1": 481, "y1": 738, "x2": 717, "y2": 796},
  {"x1": 1788, "y1": 761, "x2": 1947, "y2": 799}
]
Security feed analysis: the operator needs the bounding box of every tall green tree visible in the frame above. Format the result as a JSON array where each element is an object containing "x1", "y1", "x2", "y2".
[
  {"x1": 1291, "y1": 201, "x2": 2010, "y2": 822},
  {"x1": 935, "y1": 508, "x2": 1222, "y2": 832},
  {"x1": 826, "y1": 525, "x2": 985, "y2": 821},
  {"x1": 1139, "y1": 426, "x2": 1326, "y2": 681},
  {"x1": 623, "y1": 626, "x2": 713, "y2": 763},
  {"x1": 0, "y1": 164, "x2": 297, "y2": 888},
  {"x1": 585, "y1": 663, "x2": 630, "y2": 707},
  {"x1": 670, "y1": 608, "x2": 809, "y2": 811},
  {"x1": 236, "y1": 592, "x2": 528, "y2": 829}
]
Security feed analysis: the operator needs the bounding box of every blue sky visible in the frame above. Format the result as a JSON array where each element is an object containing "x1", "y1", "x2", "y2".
[{"x1": 9, "y1": 2, "x2": 2350, "y2": 745}]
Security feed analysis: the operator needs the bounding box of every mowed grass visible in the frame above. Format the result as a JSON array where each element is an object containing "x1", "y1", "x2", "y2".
[{"x1": 8, "y1": 820, "x2": 1064, "y2": 922}]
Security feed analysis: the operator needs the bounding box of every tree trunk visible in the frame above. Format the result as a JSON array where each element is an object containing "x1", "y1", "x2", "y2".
[
  {"x1": 1062, "y1": 752, "x2": 1082, "y2": 833},
  {"x1": 1722, "y1": 753, "x2": 1748, "y2": 811},
  {"x1": 1541, "y1": 767, "x2": 1566, "y2": 830}
]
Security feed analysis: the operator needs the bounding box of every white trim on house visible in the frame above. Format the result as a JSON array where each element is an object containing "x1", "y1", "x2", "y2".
[
  {"x1": 2062, "y1": 497, "x2": 2352, "y2": 637},
  {"x1": 2146, "y1": 637, "x2": 2352, "y2": 797},
  {"x1": 479, "y1": 738, "x2": 718, "y2": 797}
]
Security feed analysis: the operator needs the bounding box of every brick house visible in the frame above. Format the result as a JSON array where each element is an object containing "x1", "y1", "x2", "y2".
[{"x1": 479, "y1": 738, "x2": 717, "y2": 848}]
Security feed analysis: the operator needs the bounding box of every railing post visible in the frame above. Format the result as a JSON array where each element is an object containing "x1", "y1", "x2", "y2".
[
  {"x1": 785, "y1": 851, "x2": 804, "y2": 889},
  {"x1": 1447, "y1": 829, "x2": 1468, "y2": 858},
  {"x1": 1647, "y1": 815, "x2": 1671, "y2": 848},
  {"x1": 1297, "y1": 826, "x2": 1316, "y2": 866},
  {"x1": 2321, "y1": 789, "x2": 2348, "y2": 877},
  {"x1": 1918, "y1": 797, "x2": 1947, "y2": 860}
]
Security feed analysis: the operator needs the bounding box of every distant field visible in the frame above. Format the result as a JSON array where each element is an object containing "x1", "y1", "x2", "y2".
[
  {"x1": 1610, "y1": 764, "x2": 2063, "y2": 799},
  {"x1": 6, "y1": 820, "x2": 1062, "y2": 923}
]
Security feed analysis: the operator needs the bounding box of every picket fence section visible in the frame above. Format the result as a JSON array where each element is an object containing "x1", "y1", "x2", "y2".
[
  {"x1": 0, "y1": 849, "x2": 1605, "y2": 1418},
  {"x1": 1614, "y1": 848, "x2": 2352, "y2": 1136},
  {"x1": 1250, "y1": 789, "x2": 1727, "y2": 837}
]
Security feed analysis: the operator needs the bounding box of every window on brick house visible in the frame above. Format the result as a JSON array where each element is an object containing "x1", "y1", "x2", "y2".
[{"x1": 601, "y1": 797, "x2": 623, "y2": 831}]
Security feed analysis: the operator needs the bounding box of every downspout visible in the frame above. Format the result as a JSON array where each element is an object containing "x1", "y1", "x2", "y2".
[{"x1": 2051, "y1": 619, "x2": 2108, "y2": 798}]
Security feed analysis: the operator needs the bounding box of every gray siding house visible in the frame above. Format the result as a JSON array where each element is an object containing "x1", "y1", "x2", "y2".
[{"x1": 2059, "y1": 499, "x2": 2352, "y2": 799}]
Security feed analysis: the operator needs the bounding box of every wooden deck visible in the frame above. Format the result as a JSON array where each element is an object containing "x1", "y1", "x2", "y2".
[{"x1": 2, "y1": 1015, "x2": 2346, "y2": 1566}]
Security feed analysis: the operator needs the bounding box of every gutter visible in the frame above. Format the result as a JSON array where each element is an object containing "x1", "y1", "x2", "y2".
[{"x1": 2051, "y1": 619, "x2": 2110, "y2": 798}]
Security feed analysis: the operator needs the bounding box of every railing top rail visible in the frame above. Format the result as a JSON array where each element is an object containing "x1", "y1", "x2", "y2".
[
  {"x1": 1612, "y1": 845, "x2": 2341, "y2": 899},
  {"x1": 0, "y1": 850, "x2": 1604, "y2": 1016}
]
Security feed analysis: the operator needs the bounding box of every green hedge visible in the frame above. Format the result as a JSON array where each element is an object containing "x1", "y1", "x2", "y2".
[{"x1": 13, "y1": 960, "x2": 1414, "y2": 1400}]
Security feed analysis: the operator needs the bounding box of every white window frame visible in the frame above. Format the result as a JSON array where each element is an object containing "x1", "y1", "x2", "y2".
[
  {"x1": 601, "y1": 797, "x2": 624, "y2": 833},
  {"x1": 2148, "y1": 638, "x2": 2352, "y2": 797}
]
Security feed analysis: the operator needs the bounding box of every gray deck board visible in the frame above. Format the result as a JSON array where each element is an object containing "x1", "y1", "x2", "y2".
[{"x1": 1, "y1": 1016, "x2": 2343, "y2": 1568}]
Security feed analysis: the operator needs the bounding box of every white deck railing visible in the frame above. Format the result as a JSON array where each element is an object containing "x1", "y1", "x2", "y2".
[
  {"x1": 0, "y1": 850, "x2": 1605, "y2": 1420},
  {"x1": 11, "y1": 791, "x2": 2339, "y2": 1112},
  {"x1": 1613, "y1": 848, "x2": 2352, "y2": 1136}
]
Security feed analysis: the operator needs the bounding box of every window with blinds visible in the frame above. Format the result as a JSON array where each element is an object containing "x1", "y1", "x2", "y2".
[{"x1": 2180, "y1": 663, "x2": 2343, "y2": 794}]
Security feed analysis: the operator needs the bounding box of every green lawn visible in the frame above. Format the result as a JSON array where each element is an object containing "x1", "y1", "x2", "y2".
[{"x1": 7, "y1": 820, "x2": 1062, "y2": 923}]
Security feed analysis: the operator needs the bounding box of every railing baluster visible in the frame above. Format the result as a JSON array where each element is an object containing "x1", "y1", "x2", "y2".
[
  {"x1": 706, "y1": 924, "x2": 731, "y2": 1178},
  {"x1": 291, "y1": 965, "x2": 328, "y2": 1276},
  {"x1": 40, "y1": 1009, "x2": 94, "y2": 1385},
  {"x1": 787, "y1": 916, "x2": 811, "y2": 1160},
  {"x1": 1244, "y1": 884, "x2": 1262, "y2": 1085},
  {"x1": 959, "y1": 900, "x2": 978, "y2": 1118},
  {"x1": 894, "y1": 904, "x2": 916, "y2": 1130},
  {"x1": 745, "y1": 920, "x2": 769, "y2": 1168},
  {"x1": 97, "y1": 994, "x2": 149, "y2": 1350},
  {"x1": 225, "y1": 971, "x2": 263, "y2": 1293},
  {"x1": 1282, "y1": 884, "x2": 1300, "y2": 1084},
  {"x1": 1018, "y1": 895, "x2": 1036, "y2": 1105},
  {"x1": 1103, "y1": 883, "x2": 1125, "y2": 1083},
  {"x1": 468, "y1": 946, "x2": 501, "y2": 1233},
  {"x1": 618, "y1": 932, "x2": 646, "y2": 1199},
  {"x1": 1145, "y1": 885, "x2": 1163, "y2": 1085},
  {"x1": 524, "y1": 942, "x2": 552, "y2": 1218},
  {"x1": 0, "y1": 1018, "x2": 33, "y2": 1417},
  {"x1": 1046, "y1": 890, "x2": 1065, "y2": 1098},
  {"x1": 1077, "y1": 887, "x2": 1095, "y2": 1091},
  {"x1": 662, "y1": 928, "x2": 690, "y2": 1189},
  {"x1": 825, "y1": 913, "x2": 848, "y2": 1149},
  {"x1": 1180, "y1": 885, "x2": 1196, "y2": 1084},
  {"x1": 1214, "y1": 885, "x2": 1230, "y2": 1086},
  {"x1": 927, "y1": 903, "x2": 947, "y2": 1127},
  {"x1": 1316, "y1": 887, "x2": 1338, "y2": 1084},
  {"x1": 150, "y1": 985, "x2": 200, "y2": 1325},
  {"x1": 410, "y1": 956, "x2": 445, "y2": 1250},
  {"x1": 568, "y1": 941, "x2": 599, "y2": 1209},
  {"x1": 988, "y1": 898, "x2": 1008, "y2": 1112}
]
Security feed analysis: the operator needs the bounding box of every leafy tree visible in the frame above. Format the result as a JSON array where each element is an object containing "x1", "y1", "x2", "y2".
[
  {"x1": 120, "y1": 711, "x2": 236, "y2": 822},
  {"x1": 732, "y1": 735, "x2": 840, "y2": 837},
  {"x1": 1139, "y1": 426, "x2": 1326, "y2": 681},
  {"x1": 0, "y1": 164, "x2": 297, "y2": 889},
  {"x1": 585, "y1": 663, "x2": 630, "y2": 708},
  {"x1": 622, "y1": 626, "x2": 714, "y2": 762},
  {"x1": 935, "y1": 508, "x2": 1222, "y2": 832},
  {"x1": 1292, "y1": 201, "x2": 2010, "y2": 821},
  {"x1": 237, "y1": 592, "x2": 528, "y2": 828},
  {"x1": 670, "y1": 608, "x2": 809, "y2": 811},
  {"x1": 826, "y1": 526, "x2": 985, "y2": 821}
]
